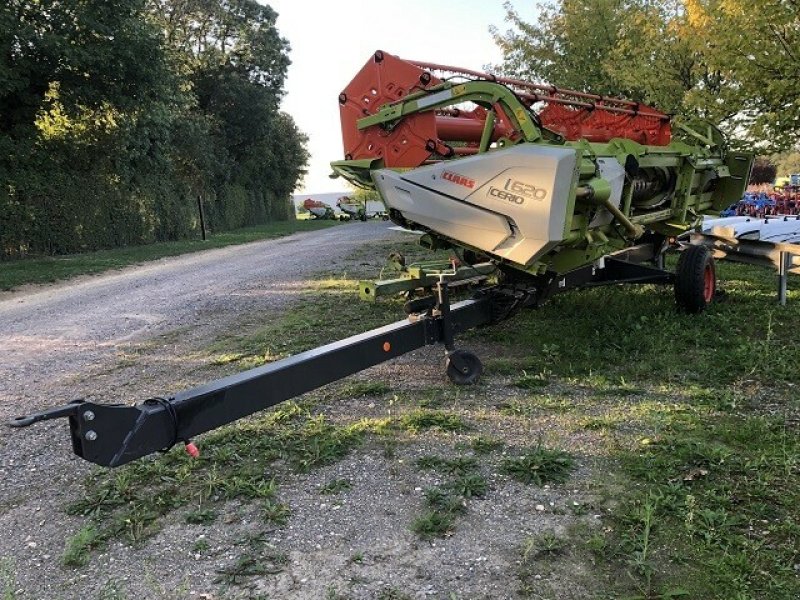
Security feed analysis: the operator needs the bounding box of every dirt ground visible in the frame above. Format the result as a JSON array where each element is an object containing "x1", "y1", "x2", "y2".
[{"x1": 0, "y1": 222, "x2": 599, "y2": 600}]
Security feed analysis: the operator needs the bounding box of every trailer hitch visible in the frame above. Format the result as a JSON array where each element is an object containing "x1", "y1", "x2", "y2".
[{"x1": 9, "y1": 400, "x2": 84, "y2": 428}]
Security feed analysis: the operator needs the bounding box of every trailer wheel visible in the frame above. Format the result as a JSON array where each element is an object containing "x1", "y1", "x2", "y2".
[
  {"x1": 675, "y1": 245, "x2": 716, "y2": 313},
  {"x1": 446, "y1": 350, "x2": 483, "y2": 385}
]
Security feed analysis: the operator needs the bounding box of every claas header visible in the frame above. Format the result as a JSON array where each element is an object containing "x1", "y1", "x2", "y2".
[{"x1": 11, "y1": 51, "x2": 752, "y2": 469}]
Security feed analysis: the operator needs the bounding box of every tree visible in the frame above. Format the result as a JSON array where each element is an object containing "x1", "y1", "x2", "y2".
[
  {"x1": 149, "y1": 0, "x2": 304, "y2": 228},
  {"x1": 490, "y1": 0, "x2": 624, "y2": 96},
  {"x1": 749, "y1": 157, "x2": 777, "y2": 185},
  {"x1": 684, "y1": 0, "x2": 800, "y2": 151},
  {"x1": 1, "y1": 0, "x2": 308, "y2": 257},
  {"x1": 774, "y1": 151, "x2": 800, "y2": 176},
  {"x1": 492, "y1": 1, "x2": 800, "y2": 150}
]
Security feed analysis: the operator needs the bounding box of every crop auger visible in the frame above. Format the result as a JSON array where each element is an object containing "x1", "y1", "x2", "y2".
[{"x1": 10, "y1": 51, "x2": 752, "y2": 468}]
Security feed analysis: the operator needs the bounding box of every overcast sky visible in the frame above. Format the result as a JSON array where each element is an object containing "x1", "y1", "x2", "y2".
[{"x1": 264, "y1": 0, "x2": 539, "y2": 194}]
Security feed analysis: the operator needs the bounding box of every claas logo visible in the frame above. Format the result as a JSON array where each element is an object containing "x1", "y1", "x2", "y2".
[{"x1": 442, "y1": 170, "x2": 476, "y2": 189}]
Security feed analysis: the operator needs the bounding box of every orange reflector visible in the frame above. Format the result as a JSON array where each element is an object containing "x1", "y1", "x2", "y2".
[{"x1": 382, "y1": 342, "x2": 391, "y2": 352}]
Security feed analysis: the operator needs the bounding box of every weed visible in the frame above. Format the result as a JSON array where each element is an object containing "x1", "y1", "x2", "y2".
[
  {"x1": 448, "y1": 474, "x2": 488, "y2": 498},
  {"x1": 522, "y1": 531, "x2": 566, "y2": 560},
  {"x1": 184, "y1": 508, "x2": 217, "y2": 525},
  {"x1": 337, "y1": 381, "x2": 391, "y2": 398},
  {"x1": 325, "y1": 586, "x2": 351, "y2": 600},
  {"x1": 514, "y1": 371, "x2": 549, "y2": 390},
  {"x1": 262, "y1": 499, "x2": 291, "y2": 525},
  {"x1": 377, "y1": 588, "x2": 412, "y2": 600},
  {"x1": 400, "y1": 410, "x2": 468, "y2": 433},
  {"x1": 380, "y1": 439, "x2": 398, "y2": 459},
  {"x1": 63, "y1": 526, "x2": 103, "y2": 567},
  {"x1": 465, "y1": 435, "x2": 505, "y2": 454},
  {"x1": 214, "y1": 550, "x2": 286, "y2": 584},
  {"x1": 411, "y1": 510, "x2": 456, "y2": 540},
  {"x1": 501, "y1": 446, "x2": 575, "y2": 486},
  {"x1": 192, "y1": 539, "x2": 210, "y2": 554},
  {"x1": 320, "y1": 478, "x2": 352, "y2": 495},
  {"x1": 580, "y1": 415, "x2": 620, "y2": 431},
  {"x1": 423, "y1": 488, "x2": 466, "y2": 514},
  {"x1": 500, "y1": 395, "x2": 573, "y2": 415},
  {"x1": 99, "y1": 580, "x2": 127, "y2": 600}
]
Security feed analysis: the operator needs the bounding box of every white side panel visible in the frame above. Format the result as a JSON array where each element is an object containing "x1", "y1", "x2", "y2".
[
  {"x1": 373, "y1": 172, "x2": 512, "y2": 250},
  {"x1": 377, "y1": 145, "x2": 579, "y2": 266}
]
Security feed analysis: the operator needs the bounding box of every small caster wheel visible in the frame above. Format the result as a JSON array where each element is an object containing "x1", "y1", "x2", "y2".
[{"x1": 446, "y1": 349, "x2": 483, "y2": 385}]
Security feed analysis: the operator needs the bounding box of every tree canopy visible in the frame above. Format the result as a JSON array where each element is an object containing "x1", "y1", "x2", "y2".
[
  {"x1": 0, "y1": 0, "x2": 307, "y2": 258},
  {"x1": 492, "y1": 0, "x2": 800, "y2": 152}
]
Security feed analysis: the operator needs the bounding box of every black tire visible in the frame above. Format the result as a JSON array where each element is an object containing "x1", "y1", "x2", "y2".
[
  {"x1": 675, "y1": 245, "x2": 716, "y2": 314},
  {"x1": 446, "y1": 350, "x2": 483, "y2": 385}
]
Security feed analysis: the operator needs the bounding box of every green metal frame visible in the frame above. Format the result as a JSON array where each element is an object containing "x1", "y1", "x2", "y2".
[
  {"x1": 331, "y1": 79, "x2": 753, "y2": 276},
  {"x1": 359, "y1": 261, "x2": 496, "y2": 301}
]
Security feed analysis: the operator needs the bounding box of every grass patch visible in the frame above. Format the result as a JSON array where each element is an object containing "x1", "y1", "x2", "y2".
[
  {"x1": 447, "y1": 473, "x2": 488, "y2": 498},
  {"x1": 262, "y1": 499, "x2": 291, "y2": 525},
  {"x1": 376, "y1": 588, "x2": 413, "y2": 600},
  {"x1": 0, "y1": 220, "x2": 340, "y2": 290},
  {"x1": 411, "y1": 509, "x2": 457, "y2": 540},
  {"x1": 514, "y1": 371, "x2": 550, "y2": 390},
  {"x1": 523, "y1": 531, "x2": 567, "y2": 560},
  {"x1": 320, "y1": 478, "x2": 352, "y2": 495},
  {"x1": 411, "y1": 458, "x2": 487, "y2": 539},
  {"x1": 580, "y1": 415, "x2": 621, "y2": 431},
  {"x1": 63, "y1": 526, "x2": 103, "y2": 567},
  {"x1": 501, "y1": 446, "x2": 575, "y2": 486},
  {"x1": 0, "y1": 558, "x2": 17, "y2": 600},
  {"x1": 66, "y1": 404, "x2": 368, "y2": 561},
  {"x1": 463, "y1": 435, "x2": 505, "y2": 454},
  {"x1": 423, "y1": 487, "x2": 468, "y2": 514},
  {"x1": 184, "y1": 507, "x2": 217, "y2": 525},
  {"x1": 336, "y1": 381, "x2": 391, "y2": 398},
  {"x1": 399, "y1": 410, "x2": 468, "y2": 433},
  {"x1": 207, "y1": 281, "x2": 401, "y2": 368},
  {"x1": 598, "y1": 414, "x2": 800, "y2": 599},
  {"x1": 471, "y1": 258, "x2": 800, "y2": 388},
  {"x1": 214, "y1": 533, "x2": 288, "y2": 585},
  {"x1": 500, "y1": 395, "x2": 574, "y2": 416}
]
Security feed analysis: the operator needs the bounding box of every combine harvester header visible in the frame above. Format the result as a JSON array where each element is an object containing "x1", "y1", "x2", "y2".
[
  {"x1": 332, "y1": 51, "x2": 751, "y2": 279},
  {"x1": 11, "y1": 51, "x2": 755, "y2": 469}
]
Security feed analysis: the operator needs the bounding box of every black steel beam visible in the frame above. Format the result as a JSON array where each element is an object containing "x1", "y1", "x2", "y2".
[
  {"x1": 8, "y1": 253, "x2": 676, "y2": 470},
  {"x1": 9, "y1": 298, "x2": 492, "y2": 467}
]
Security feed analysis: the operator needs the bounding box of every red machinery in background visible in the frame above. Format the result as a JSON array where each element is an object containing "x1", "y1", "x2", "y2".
[{"x1": 338, "y1": 51, "x2": 671, "y2": 169}]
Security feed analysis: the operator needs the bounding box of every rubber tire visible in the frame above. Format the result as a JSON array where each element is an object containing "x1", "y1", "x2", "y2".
[
  {"x1": 446, "y1": 350, "x2": 483, "y2": 385},
  {"x1": 675, "y1": 245, "x2": 716, "y2": 314}
]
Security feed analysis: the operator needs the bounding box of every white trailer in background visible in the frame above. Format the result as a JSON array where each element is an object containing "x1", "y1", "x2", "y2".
[{"x1": 695, "y1": 215, "x2": 800, "y2": 304}]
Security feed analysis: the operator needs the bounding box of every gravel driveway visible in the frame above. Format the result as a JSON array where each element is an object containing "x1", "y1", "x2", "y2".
[
  {"x1": 0, "y1": 222, "x2": 404, "y2": 590},
  {"x1": 0, "y1": 221, "x2": 596, "y2": 599}
]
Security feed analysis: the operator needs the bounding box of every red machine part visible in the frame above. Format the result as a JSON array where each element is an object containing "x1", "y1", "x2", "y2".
[
  {"x1": 302, "y1": 198, "x2": 327, "y2": 210},
  {"x1": 339, "y1": 51, "x2": 672, "y2": 168}
]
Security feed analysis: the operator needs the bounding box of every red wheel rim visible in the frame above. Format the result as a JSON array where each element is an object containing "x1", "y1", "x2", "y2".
[{"x1": 703, "y1": 263, "x2": 715, "y2": 303}]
